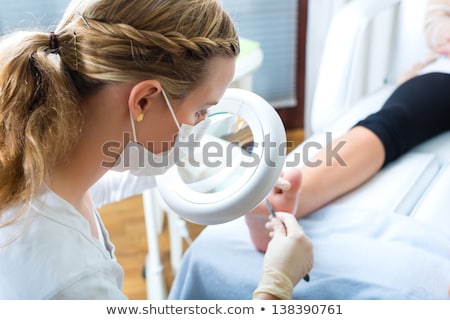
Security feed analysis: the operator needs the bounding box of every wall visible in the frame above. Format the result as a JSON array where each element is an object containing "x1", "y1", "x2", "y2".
[
  {"x1": 221, "y1": 0, "x2": 299, "y2": 107},
  {"x1": 304, "y1": 0, "x2": 351, "y2": 136}
]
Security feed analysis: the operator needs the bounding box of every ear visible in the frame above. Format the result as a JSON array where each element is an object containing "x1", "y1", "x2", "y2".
[{"x1": 128, "y1": 80, "x2": 162, "y2": 120}]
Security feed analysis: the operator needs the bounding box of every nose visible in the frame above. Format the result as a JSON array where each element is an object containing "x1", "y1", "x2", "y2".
[
  {"x1": 195, "y1": 110, "x2": 209, "y2": 123},
  {"x1": 195, "y1": 115, "x2": 206, "y2": 124}
]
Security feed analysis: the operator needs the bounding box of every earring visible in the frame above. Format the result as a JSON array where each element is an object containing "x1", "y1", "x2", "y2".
[{"x1": 136, "y1": 113, "x2": 144, "y2": 122}]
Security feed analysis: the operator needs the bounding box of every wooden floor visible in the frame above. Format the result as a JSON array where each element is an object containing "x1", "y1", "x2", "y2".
[{"x1": 99, "y1": 129, "x2": 304, "y2": 300}]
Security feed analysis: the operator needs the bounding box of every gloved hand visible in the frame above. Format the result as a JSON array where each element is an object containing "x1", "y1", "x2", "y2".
[{"x1": 253, "y1": 212, "x2": 313, "y2": 300}]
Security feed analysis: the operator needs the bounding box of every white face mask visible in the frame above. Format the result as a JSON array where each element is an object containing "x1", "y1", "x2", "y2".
[{"x1": 110, "y1": 89, "x2": 211, "y2": 176}]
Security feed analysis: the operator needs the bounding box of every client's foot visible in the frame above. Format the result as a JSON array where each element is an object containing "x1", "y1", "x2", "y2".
[{"x1": 245, "y1": 168, "x2": 302, "y2": 252}]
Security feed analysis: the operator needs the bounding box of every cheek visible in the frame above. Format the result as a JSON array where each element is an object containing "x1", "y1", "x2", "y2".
[
  {"x1": 153, "y1": 127, "x2": 179, "y2": 153},
  {"x1": 138, "y1": 119, "x2": 179, "y2": 153},
  {"x1": 176, "y1": 113, "x2": 196, "y2": 126}
]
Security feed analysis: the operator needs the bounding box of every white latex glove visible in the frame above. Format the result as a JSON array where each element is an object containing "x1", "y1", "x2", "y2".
[{"x1": 253, "y1": 212, "x2": 313, "y2": 299}]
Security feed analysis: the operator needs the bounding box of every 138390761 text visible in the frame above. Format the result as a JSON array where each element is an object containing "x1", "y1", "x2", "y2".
[{"x1": 271, "y1": 304, "x2": 343, "y2": 315}]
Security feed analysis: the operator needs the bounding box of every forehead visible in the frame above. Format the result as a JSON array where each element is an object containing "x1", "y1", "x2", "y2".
[{"x1": 192, "y1": 56, "x2": 236, "y2": 101}]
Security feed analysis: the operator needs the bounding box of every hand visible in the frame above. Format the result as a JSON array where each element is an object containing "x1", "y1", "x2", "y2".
[
  {"x1": 435, "y1": 43, "x2": 450, "y2": 57},
  {"x1": 245, "y1": 168, "x2": 302, "y2": 252},
  {"x1": 397, "y1": 52, "x2": 438, "y2": 85},
  {"x1": 264, "y1": 212, "x2": 313, "y2": 286},
  {"x1": 253, "y1": 212, "x2": 313, "y2": 300}
]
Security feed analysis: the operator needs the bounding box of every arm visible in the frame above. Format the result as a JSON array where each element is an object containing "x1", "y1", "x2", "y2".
[
  {"x1": 399, "y1": 0, "x2": 450, "y2": 83},
  {"x1": 52, "y1": 270, "x2": 127, "y2": 299}
]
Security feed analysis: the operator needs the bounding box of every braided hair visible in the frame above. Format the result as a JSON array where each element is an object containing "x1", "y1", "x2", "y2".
[
  {"x1": 0, "y1": 0, "x2": 239, "y2": 215},
  {"x1": 57, "y1": 0, "x2": 240, "y2": 99}
]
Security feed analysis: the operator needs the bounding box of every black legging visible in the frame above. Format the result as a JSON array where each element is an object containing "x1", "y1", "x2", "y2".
[{"x1": 356, "y1": 72, "x2": 450, "y2": 167}]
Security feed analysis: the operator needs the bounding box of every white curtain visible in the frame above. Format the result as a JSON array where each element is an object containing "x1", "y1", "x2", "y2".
[
  {"x1": 221, "y1": 0, "x2": 299, "y2": 107},
  {"x1": 220, "y1": 0, "x2": 353, "y2": 132},
  {"x1": 304, "y1": 0, "x2": 353, "y2": 135}
]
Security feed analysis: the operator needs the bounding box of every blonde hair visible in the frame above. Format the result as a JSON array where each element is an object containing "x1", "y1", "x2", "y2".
[{"x1": 0, "y1": 0, "x2": 239, "y2": 214}]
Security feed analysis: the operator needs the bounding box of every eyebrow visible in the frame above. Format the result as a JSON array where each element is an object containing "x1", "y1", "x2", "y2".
[
  {"x1": 199, "y1": 102, "x2": 218, "y2": 110},
  {"x1": 206, "y1": 101, "x2": 219, "y2": 107}
]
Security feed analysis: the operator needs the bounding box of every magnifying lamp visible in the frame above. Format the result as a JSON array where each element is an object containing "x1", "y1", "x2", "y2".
[{"x1": 155, "y1": 88, "x2": 286, "y2": 225}]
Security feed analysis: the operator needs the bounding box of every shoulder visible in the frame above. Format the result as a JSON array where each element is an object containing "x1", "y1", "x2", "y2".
[
  {"x1": 0, "y1": 201, "x2": 125, "y2": 299},
  {"x1": 90, "y1": 171, "x2": 156, "y2": 207}
]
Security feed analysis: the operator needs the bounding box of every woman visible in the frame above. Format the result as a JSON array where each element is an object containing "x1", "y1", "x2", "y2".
[
  {"x1": 0, "y1": 0, "x2": 312, "y2": 299},
  {"x1": 167, "y1": 0, "x2": 449, "y2": 301},
  {"x1": 246, "y1": 0, "x2": 450, "y2": 253}
]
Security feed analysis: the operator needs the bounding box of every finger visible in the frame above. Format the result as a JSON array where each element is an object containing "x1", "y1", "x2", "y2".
[
  {"x1": 436, "y1": 45, "x2": 450, "y2": 55},
  {"x1": 265, "y1": 220, "x2": 275, "y2": 230},
  {"x1": 274, "y1": 211, "x2": 297, "y2": 223},
  {"x1": 274, "y1": 211, "x2": 304, "y2": 236},
  {"x1": 270, "y1": 217, "x2": 287, "y2": 237}
]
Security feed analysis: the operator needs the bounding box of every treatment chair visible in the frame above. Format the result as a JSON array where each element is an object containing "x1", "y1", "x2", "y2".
[
  {"x1": 168, "y1": 0, "x2": 450, "y2": 300},
  {"x1": 304, "y1": 0, "x2": 450, "y2": 224}
]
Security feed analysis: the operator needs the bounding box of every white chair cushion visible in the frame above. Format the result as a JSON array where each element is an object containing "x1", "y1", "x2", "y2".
[
  {"x1": 411, "y1": 164, "x2": 450, "y2": 234},
  {"x1": 332, "y1": 152, "x2": 441, "y2": 216},
  {"x1": 411, "y1": 131, "x2": 450, "y2": 164}
]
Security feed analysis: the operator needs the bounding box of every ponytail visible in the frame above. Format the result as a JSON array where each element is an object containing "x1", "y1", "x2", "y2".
[{"x1": 0, "y1": 31, "x2": 82, "y2": 213}]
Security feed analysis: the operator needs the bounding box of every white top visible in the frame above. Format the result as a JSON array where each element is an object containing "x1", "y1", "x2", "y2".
[{"x1": 0, "y1": 171, "x2": 155, "y2": 299}]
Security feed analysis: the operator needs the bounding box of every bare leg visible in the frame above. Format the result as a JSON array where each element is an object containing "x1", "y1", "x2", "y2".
[
  {"x1": 296, "y1": 126, "x2": 385, "y2": 217},
  {"x1": 245, "y1": 167, "x2": 302, "y2": 253},
  {"x1": 245, "y1": 126, "x2": 385, "y2": 252}
]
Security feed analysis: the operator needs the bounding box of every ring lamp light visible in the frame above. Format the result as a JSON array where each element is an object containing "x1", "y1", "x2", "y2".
[{"x1": 155, "y1": 88, "x2": 286, "y2": 225}]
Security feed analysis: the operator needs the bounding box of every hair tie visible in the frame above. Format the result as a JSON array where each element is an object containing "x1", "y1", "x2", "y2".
[{"x1": 49, "y1": 32, "x2": 59, "y2": 53}]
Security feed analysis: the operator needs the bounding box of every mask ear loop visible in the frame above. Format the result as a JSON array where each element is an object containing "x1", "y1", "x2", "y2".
[
  {"x1": 161, "y1": 89, "x2": 181, "y2": 130},
  {"x1": 129, "y1": 90, "x2": 180, "y2": 143}
]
